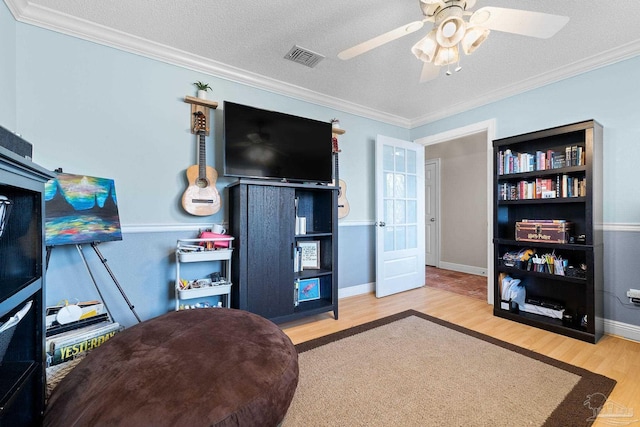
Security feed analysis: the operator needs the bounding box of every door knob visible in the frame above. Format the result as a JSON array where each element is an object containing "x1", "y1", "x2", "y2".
[
  {"x1": 376, "y1": 221, "x2": 386, "y2": 227},
  {"x1": 430, "y1": 218, "x2": 436, "y2": 222}
]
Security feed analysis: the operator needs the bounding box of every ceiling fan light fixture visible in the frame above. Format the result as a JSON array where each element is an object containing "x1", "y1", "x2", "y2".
[
  {"x1": 461, "y1": 25, "x2": 490, "y2": 55},
  {"x1": 469, "y1": 8, "x2": 491, "y2": 26},
  {"x1": 419, "y1": 0, "x2": 446, "y2": 17},
  {"x1": 411, "y1": 30, "x2": 439, "y2": 63},
  {"x1": 434, "y1": 45, "x2": 459, "y2": 66},
  {"x1": 436, "y1": 16, "x2": 466, "y2": 48}
]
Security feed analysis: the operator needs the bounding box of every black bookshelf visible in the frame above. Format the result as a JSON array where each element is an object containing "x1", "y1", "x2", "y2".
[
  {"x1": 1, "y1": 144, "x2": 55, "y2": 425},
  {"x1": 493, "y1": 120, "x2": 603, "y2": 343}
]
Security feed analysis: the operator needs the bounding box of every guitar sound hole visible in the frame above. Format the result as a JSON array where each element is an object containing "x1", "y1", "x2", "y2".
[{"x1": 196, "y1": 178, "x2": 209, "y2": 188}]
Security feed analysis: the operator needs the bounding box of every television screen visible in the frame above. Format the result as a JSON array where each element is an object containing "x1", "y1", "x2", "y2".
[
  {"x1": 223, "y1": 101, "x2": 333, "y2": 183},
  {"x1": 44, "y1": 173, "x2": 122, "y2": 246}
]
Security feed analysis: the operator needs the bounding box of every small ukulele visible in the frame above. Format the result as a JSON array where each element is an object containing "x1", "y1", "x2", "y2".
[
  {"x1": 332, "y1": 133, "x2": 350, "y2": 219},
  {"x1": 182, "y1": 111, "x2": 221, "y2": 216}
]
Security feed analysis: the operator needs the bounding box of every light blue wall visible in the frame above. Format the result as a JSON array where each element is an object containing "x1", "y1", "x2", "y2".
[
  {"x1": 411, "y1": 55, "x2": 640, "y2": 224},
  {"x1": 0, "y1": 2, "x2": 16, "y2": 130},
  {"x1": 4, "y1": 1, "x2": 639, "y2": 331},
  {"x1": 2, "y1": 8, "x2": 400, "y2": 326},
  {"x1": 14, "y1": 22, "x2": 408, "y2": 226},
  {"x1": 411, "y1": 56, "x2": 640, "y2": 328},
  {"x1": 338, "y1": 225, "x2": 375, "y2": 288}
]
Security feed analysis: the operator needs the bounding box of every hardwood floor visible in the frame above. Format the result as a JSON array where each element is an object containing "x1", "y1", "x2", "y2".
[
  {"x1": 424, "y1": 266, "x2": 487, "y2": 300},
  {"x1": 281, "y1": 280, "x2": 640, "y2": 427}
]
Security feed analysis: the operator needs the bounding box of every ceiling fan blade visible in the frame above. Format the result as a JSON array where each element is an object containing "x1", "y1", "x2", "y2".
[
  {"x1": 338, "y1": 21, "x2": 425, "y2": 60},
  {"x1": 419, "y1": 61, "x2": 440, "y2": 83},
  {"x1": 470, "y1": 7, "x2": 569, "y2": 39}
]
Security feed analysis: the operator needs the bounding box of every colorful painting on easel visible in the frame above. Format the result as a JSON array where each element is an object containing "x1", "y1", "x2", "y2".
[{"x1": 44, "y1": 173, "x2": 122, "y2": 246}]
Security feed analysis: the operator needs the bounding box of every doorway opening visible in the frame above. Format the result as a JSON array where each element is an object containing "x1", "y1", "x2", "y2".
[{"x1": 415, "y1": 119, "x2": 496, "y2": 304}]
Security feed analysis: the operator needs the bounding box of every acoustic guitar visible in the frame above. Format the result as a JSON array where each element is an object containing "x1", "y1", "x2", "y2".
[
  {"x1": 332, "y1": 133, "x2": 350, "y2": 219},
  {"x1": 182, "y1": 111, "x2": 221, "y2": 216}
]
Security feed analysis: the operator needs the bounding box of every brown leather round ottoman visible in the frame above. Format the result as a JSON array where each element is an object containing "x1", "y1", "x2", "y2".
[{"x1": 44, "y1": 309, "x2": 299, "y2": 426}]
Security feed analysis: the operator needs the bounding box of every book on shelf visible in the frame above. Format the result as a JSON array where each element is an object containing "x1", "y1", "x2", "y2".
[
  {"x1": 536, "y1": 178, "x2": 555, "y2": 199},
  {"x1": 46, "y1": 300, "x2": 106, "y2": 330},
  {"x1": 497, "y1": 146, "x2": 583, "y2": 175},
  {"x1": 498, "y1": 179, "x2": 556, "y2": 201},
  {"x1": 46, "y1": 313, "x2": 110, "y2": 337},
  {"x1": 551, "y1": 153, "x2": 565, "y2": 169},
  {"x1": 46, "y1": 321, "x2": 122, "y2": 367},
  {"x1": 577, "y1": 146, "x2": 584, "y2": 165},
  {"x1": 564, "y1": 145, "x2": 585, "y2": 167},
  {"x1": 535, "y1": 151, "x2": 546, "y2": 171},
  {"x1": 558, "y1": 174, "x2": 586, "y2": 198},
  {"x1": 497, "y1": 175, "x2": 585, "y2": 201},
  {"x1": 293, "y1": 246, "x2": 302, "y2": 273},
  {"x1": 293, "y1": 280, "x2": 299, "y2": 307}
]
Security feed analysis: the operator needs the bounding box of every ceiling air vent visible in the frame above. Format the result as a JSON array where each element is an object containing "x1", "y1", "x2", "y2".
[{"x1": 284, "y1": 45, "x2": 325, "y2": 68}]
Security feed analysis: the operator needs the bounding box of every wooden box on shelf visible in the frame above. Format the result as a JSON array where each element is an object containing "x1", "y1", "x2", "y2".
[{"x1": 515, "y1": 220, "x2": 571, "y2": 244}]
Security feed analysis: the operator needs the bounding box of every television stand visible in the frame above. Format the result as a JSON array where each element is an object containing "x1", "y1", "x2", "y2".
[{"x1": 229, "y1": 179, "x2": 338, "y2": 323}]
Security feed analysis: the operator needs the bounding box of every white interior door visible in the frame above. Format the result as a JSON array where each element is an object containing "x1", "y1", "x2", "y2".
[
  {"x1": 425, "y1": 160, "x2": 439, "y2": 267},
  {"x1": 375, "y1": 135, "x2": 425, "y2": 298}
]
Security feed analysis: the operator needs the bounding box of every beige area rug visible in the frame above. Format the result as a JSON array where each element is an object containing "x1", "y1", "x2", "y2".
[{"x1": 282, "y1": 310, "x2": 616, "y2": 427}]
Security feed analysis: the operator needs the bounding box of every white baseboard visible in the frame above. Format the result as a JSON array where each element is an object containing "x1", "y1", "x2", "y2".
[
  {"x1": 338, "y1": 282, "x2": 374, "y2": 299},
  {"x1": 437, "y1": 262, "x2": 487, "y2": 277},
  {"x1": 604, "y1": 319, "x2": 640, "y2": 343}
]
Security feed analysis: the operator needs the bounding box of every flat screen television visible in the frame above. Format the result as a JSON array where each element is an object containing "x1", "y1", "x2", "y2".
[{"x1": 223, "y1": 101, "x2": 333, "y2": 183}]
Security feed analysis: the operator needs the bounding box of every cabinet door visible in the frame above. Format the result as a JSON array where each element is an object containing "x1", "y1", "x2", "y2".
[{"x1": 246, "y1": 185, "x2": 295, "y2": 318}]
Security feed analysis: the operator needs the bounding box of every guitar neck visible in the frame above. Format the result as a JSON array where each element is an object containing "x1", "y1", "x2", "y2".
[
  {"x1": 332, "y1": 135, "x2": 340, "y2": 183},
  {"x1": 198, "y1": 132, "x2": 206, "y2": 178}
]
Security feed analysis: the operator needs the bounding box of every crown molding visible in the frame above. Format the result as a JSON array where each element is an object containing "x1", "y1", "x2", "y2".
[
  {"x1": 5, "y1": 0, "x2": 411, "y2": 128},
  {"x1": 409, "y1": 39, "x2": 640, "y2": 128},
  {"x1": 6, "y1": 1, "x2": 640, "y2": 130},
  {"x1": 2, "y1": 0, "x2": 28, "y2": 17}
]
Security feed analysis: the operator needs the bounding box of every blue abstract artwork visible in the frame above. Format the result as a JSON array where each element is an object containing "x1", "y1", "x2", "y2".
[{"x1": 45, "y1": 173, "x2": 122, "y2": 246}]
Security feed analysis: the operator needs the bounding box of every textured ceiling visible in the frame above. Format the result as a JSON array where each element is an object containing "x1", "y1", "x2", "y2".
[{"x1": 6, "y1": 0, "x2": 640, "y2": 127}]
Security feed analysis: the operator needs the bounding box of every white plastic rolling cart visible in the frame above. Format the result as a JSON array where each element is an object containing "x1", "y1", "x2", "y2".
[{"x1": 175, "y1": 237, "x2": 234, "y2": 310}]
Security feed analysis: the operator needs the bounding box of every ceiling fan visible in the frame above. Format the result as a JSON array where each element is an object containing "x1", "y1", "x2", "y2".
[{"x1": 338, "y1": 0, "x2": 569, "y2": 82}]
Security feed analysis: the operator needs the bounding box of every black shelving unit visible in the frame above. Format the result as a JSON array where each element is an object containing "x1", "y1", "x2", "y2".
[
  {"x1": 493, "y1": 120, "x2": 603, "y2": 343},
  {"x1": 229, "y1": 179, "x2": 338, "y2": 323},
  {"x1": 0, "y1": 143, "x2": 55, "y2": 426}
]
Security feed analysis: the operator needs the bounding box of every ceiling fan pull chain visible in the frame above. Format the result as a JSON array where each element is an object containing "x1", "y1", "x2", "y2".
[{"x1": 455, "y1": 52, "x2": 462, "y2": 73}]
